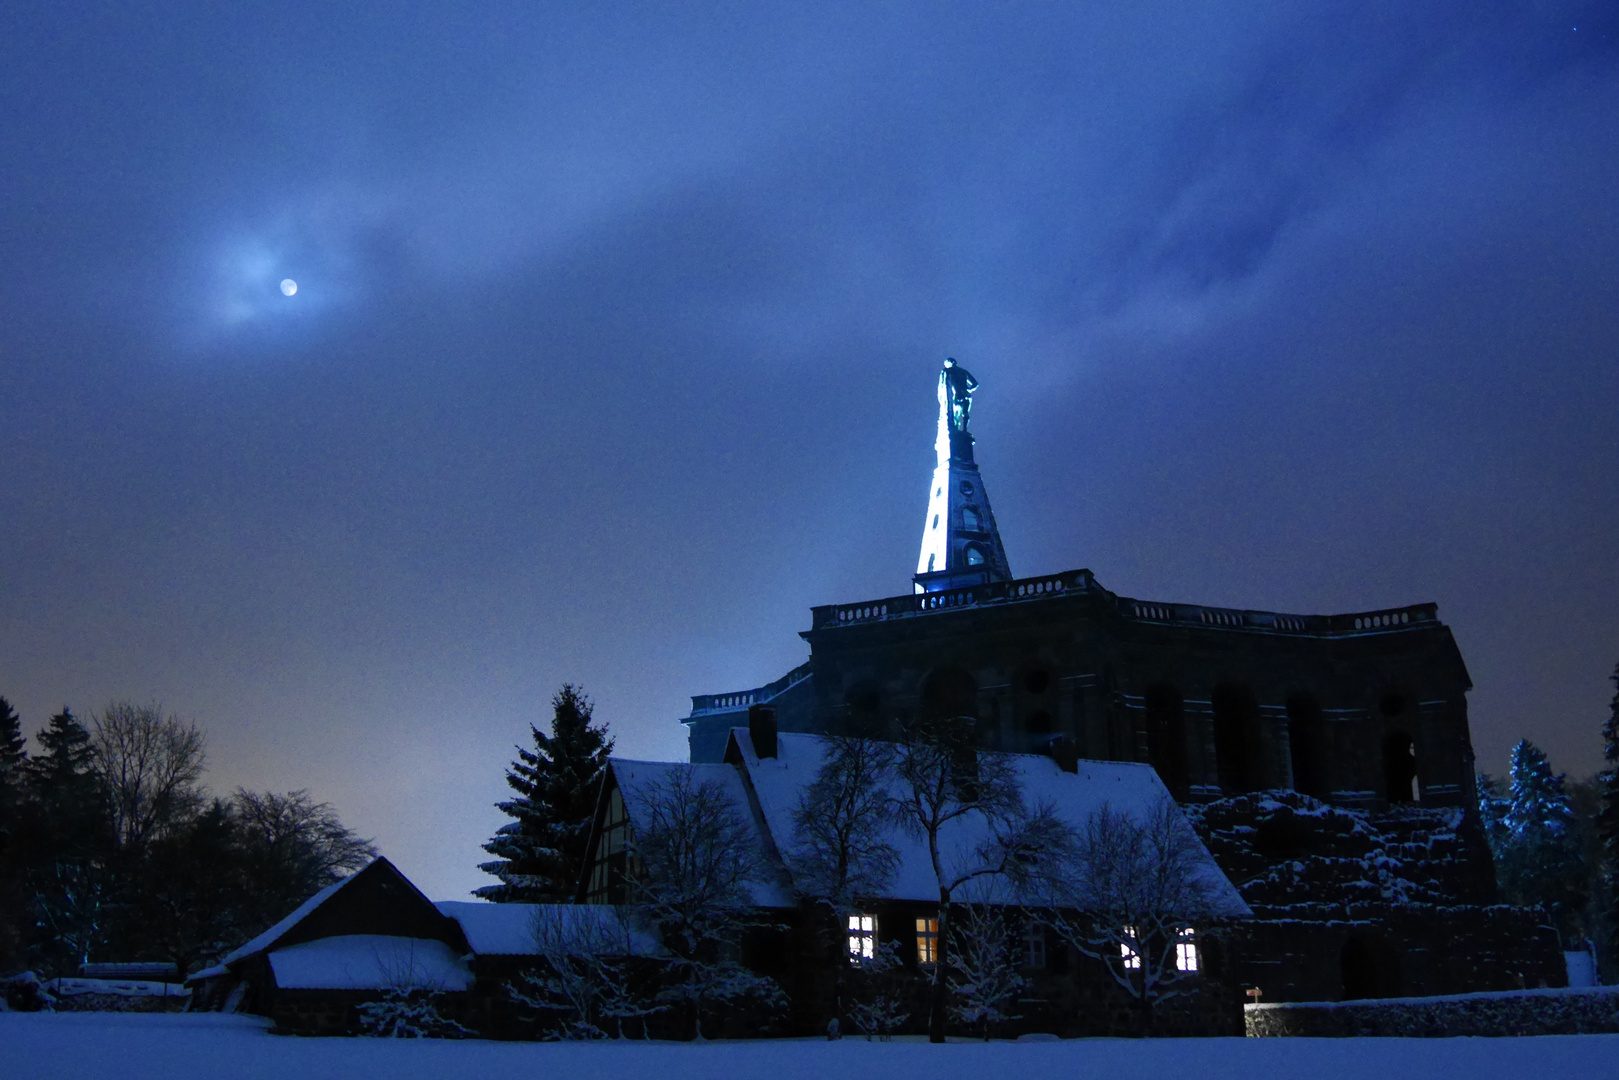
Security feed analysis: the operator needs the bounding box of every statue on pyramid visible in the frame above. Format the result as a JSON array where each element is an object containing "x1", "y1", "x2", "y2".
[{"x1": 939, "y1": 357, "x2": 979, "y2": 433}]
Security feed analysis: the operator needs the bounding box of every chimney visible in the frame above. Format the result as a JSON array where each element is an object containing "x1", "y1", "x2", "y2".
[
  {"x1": 749, "y1": 704, "x2": 778, "y2": 759},
  {"x1": 1047, "y1": 734, "x2": 1079, "y2": 774}
]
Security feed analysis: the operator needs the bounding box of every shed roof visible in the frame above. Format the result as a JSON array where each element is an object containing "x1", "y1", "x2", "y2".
[
  {"x1": 267, "y1": 935, "x2": 474, "y2": 992},
  {"x1": 435, "y1": 901, "x2": 664, "y2": 957}
]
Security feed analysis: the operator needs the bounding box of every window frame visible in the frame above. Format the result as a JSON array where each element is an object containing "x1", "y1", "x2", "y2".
[
  {"x1": 916, "y1": 917, "x2": 939, "y2": 964},
  {"x1": 847, "y1": 913, "x2": 877, "y2": 965}
]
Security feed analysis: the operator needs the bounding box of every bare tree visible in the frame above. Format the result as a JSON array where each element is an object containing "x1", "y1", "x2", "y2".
[
  {"x1": 790, "y1": 735, "x2": 899, "y2": 907},
  {"x1": 510, "y1": 906, "x2": 661, "y2": 1039},
  {"x1": 1047, "y1": 796, "x2": 1223, "y2": 1034},
  {"x1": 890, "y1": 716, "x2": 1074, "y2": 1042},
  {"x1": 91, "y1": 702, "x2": 206, "y2": 854},
  {"x1": 232, "y1": 788, "x2": 377, "y2": 916},
  {"x1": 630, "y1": 768, "x2": 786, "y2": 1039},
  {"x1": 790, "y1": 735, "x2": 901, "y2": 1028}
]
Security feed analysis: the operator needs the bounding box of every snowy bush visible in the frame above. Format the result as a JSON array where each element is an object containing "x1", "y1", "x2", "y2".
[
  {"x1": 355, "y1": 988, "x2": 474, "y2": 1039},
  {"x1": 845, "y1": 940, "x2": 912, "y2": 1040},
  {"x1": 1, "y1": 971, "x2": 56, "y2": 1012},
  {"x1": 507, "y1": 906, "x2": 662, "y2": 1039},
  {"x1": 946, "y1": 906, "x2": 1024, "y2": 1040}
]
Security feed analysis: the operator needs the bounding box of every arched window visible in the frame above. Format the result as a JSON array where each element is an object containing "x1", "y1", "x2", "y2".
[
  {"x1": 1212, "y1": 684, "x2": 1264, "y2": 794},
  {"x1": 1146, "y1": 684, "x2": 1189, "y2": 798},
  {"x1": 1287, "y1": 693, "x2": 1328, "y2": 798},
  {"x1": 965, "y1": 544, "x2": 986, "y2": 566},
  {"x1": 922, "y1": 666, "x2": 978, "y2": 723},
  {"x1": 1382, "y1": 729, "x2": 1418, "y2": 804}
]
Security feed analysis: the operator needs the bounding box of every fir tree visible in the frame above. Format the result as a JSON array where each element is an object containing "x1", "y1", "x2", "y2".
[
  {"x1": 476, "y1": 685, "x2": 613, "y2": 902},
  {"x1": 1493, "y1": 738, "x2": 1586, "y2": 931},
  {"x1": 1598, "y1": 662, "x2": 1619, "y2": 965},
  {"x1": 27, "y1": 709, "x2": 104, "y2": 856},
  {"x1": 0, "y1": 697, "x2": 26, "y2": 810}
]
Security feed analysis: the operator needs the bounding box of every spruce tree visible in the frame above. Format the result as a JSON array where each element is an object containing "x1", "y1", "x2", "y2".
[
  {"x1": 1598, "y1": 662, "x2": 1619, "y2": 964},
  {"x1": 0, "y1": 697, "x2": 26, "y2": 810},
  {"x1": 1496, "y1": 738, "x2": 1586, "y2": 932},
  {"x1": 476, "y1": 685, "x2": 613, "y2": 902},
  {"x1": 28, "y1": 709, "x2": 105, "y2": 857}
]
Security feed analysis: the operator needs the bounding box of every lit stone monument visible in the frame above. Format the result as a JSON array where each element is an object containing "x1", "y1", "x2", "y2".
[{"x1": 913, "y1": 358, "x2": 1013, "y2": 593}]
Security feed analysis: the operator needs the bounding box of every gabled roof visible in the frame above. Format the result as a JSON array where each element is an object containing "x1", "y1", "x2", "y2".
[
  {"x1": 193, "y1": 857, "x2": 464, "y2": 984},
  {"x1": 606, "y1": 757, "x2": 795, "y2": 909},
  {"x1": 725, "y1": 729, "x2": 1250, "y2": 917}
]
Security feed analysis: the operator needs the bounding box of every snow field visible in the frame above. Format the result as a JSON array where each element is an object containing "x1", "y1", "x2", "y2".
[{"x1": 7, "y1": 1011, "x2": 1619, "y2": 1080}]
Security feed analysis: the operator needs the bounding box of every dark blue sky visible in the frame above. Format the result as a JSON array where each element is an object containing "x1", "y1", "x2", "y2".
[{"x1": 3, "y1": 3, "x2": 1616, "y2": 899}]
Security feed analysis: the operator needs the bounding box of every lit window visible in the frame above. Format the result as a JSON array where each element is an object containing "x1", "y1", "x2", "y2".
[
  {"x1": 1176, "y1": 930, "x2": 1198, "y2": 972},
  {"x1": 1024, "y1": 922, "x2": 1046, "y2": 970},
  {"x1": 1121, "y1": 926, "x2": 1140, "y2": 969},
  {"x1": 848, "y1": 914, "x2": 877, "y2": 964},
  {"x1": 916, "y1": 918, "x2": 939, "y2": 964}
]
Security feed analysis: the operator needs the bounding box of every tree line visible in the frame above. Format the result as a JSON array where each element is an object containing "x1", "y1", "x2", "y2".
[{"x1": 0, "y1": 698, "x2": 375, "y2": 979}]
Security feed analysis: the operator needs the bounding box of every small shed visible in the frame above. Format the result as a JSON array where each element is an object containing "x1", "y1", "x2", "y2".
[{"x1": 186, "y1": 856, "x2": 471, "y2": 1033}]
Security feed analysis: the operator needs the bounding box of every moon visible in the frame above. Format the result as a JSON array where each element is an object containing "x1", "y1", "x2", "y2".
[{"x1": 280, "y1": 279, "x2": 298, "y2": 297}]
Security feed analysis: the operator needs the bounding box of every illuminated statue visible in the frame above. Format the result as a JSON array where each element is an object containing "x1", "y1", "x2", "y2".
[{"x1": 939, "y1": 357, "x2": 978, "y2": 433}]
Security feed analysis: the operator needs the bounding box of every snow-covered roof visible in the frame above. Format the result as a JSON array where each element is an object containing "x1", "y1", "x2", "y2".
[
  {"x1": 729, "y1": 729, "x2": 1250, "y2": 916},
  {"x1": 609, "y1": 757, "x2": 794, "y2": 908},
  {"x1": 435, "y1": 901, "x2": 664, "y2": 957},
  {"x1": 267, "y1": 935, "x2": 473, "y2": 992}
]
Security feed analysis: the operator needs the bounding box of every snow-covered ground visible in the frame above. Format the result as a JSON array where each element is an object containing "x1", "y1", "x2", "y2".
[{"x1": 6, "y1": 1012, "x2": 1619, "y2": 1080}]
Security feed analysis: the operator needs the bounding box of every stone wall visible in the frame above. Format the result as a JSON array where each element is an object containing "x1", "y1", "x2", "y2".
[
  {"x1": 1188, "y1": 791, "x2": 1566, "y2": 1003},
  {"x1": 1245, "y1": 986, "x2": 1619, "y2": 1037}
]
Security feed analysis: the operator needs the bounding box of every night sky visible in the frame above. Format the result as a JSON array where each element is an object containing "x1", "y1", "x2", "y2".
[{"x1": 3, "y1": 3, "x2": 1617, "y2": 901}]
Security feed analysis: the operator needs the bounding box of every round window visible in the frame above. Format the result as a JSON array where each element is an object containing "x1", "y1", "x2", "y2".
[{"x1": 960, "y1": 481, "x2": 975, "y2": 496}]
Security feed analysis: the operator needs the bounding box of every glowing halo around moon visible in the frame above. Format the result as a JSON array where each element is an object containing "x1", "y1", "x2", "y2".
[{"x1": 280, "y1": 278, "x2": 298, "y2": 296}]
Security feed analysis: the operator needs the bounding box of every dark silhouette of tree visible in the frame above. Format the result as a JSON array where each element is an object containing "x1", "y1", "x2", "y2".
[
  {"x1": 478, "y1": 684, "x2": 614, "y2": 902},
  {"x1": 1599, "y1": 662, "x2": 1619, "y2": 972},
  {"x1": 91, "y1": 702, "x2": 206, "y2": 856},
  {"x1": 889, "y1": 715, "x2": 1073, "y2": 1042},
  {"x1": 629, "y1": 766, "x2": 785, "y2": 1039},
  {"x1": 231, "y1": 788, "x2": 378, "y2": 931},
  {"x1": 28, "y1": 709, "x2": 104, "y2": 856},
  {"x1": 0, "y1": 698, "x2": 26, "y2": 810}
]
